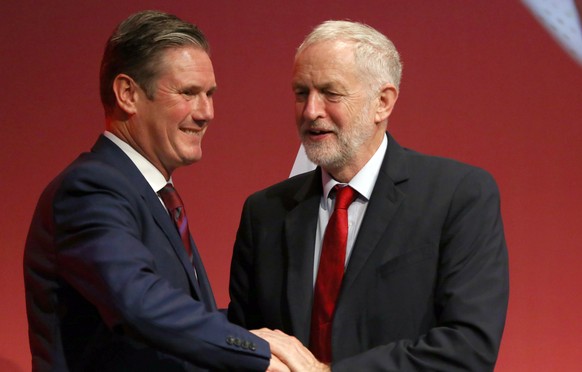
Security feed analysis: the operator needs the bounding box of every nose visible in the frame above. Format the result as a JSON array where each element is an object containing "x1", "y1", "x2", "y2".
[
  {"x1": 193, "y1": 94, "x2": 214, "y2": 125},
  {"x1": 301, "y1": 91, "x2": 324, "y2": 121}
]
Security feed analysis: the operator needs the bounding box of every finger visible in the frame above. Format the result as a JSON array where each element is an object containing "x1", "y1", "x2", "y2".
[{"x1": 266, "y1": 354, "x2": 291, "y2": 372}]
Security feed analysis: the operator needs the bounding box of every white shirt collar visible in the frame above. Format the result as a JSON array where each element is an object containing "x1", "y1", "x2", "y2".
[
  {"x1": 103, "y1": 131, "x2": 170, "y2": 193},
  {"x1": 321, "y1": 133, "x2": 388, "y2": 201}
]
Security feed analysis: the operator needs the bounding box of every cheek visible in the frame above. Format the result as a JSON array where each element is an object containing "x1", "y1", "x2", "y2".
[
  {"x1": 342, "y1": 101, "x2": 360, "y2": 117},
  {"x1": 344, "y1": 100, "x2": 371, "y2": 124},
  {"x1": 327, "y1": 106, "x2": 349, "y2": 127},
  {"x1": 295, "y1": 105, "x2": 306, "y2": 128},
  {"x1": 164, "y1": 100, "x2": 192, "y2": 120},
  {"x1": 295, "y1": 102, "x2": 305, "y2": 117},
  {"x1": 174, "y1": 104, "x2": 193, "y2": 121}
]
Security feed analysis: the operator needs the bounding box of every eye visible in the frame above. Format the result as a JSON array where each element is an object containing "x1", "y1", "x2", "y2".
[
  {"x1": 323, "y1": 90, "x2": 342, "y2": 102},
  {"x1": 181, "y1": 89, "x2": 196, "y2": 97},
  {"x1": 206, "y1": 88, "x2": 216, "y2": 98},
  {"x1": 294, "y1": 89, "x2": 308, "y2": 102}
]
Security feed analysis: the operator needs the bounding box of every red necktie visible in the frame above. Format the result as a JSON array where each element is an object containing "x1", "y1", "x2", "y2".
[
  {"x1": 158, "y1": 183, "x2": 194, "y2": 261},
  {"x1": 309, "y1": 185, "x2": 357, "y2": 363}
]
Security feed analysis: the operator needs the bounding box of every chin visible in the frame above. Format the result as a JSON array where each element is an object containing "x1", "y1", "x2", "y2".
[
  {"x1": 181, "y1": 152, "x2": 203, "y2": 165},
  {"x1": 305, "y1": 151, "x2": 342, "y2": 169},
  {"x1": 304, "y1": 142, "x2": 338, "y2": 165}
]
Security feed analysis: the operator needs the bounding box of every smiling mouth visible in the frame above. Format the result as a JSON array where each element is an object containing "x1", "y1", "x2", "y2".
[
  {"x1": 307, "y1": 128, "x2": 333, "y2": 136},
  {"x1": 181, "y1": 128, "x2": 202, "y2": 135}
]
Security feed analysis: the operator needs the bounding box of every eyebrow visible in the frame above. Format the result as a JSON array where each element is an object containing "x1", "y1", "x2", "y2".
[
  {"x1": 292, "y1": 81, "x2": 346, "y2": 92},
  {"x1": 180, "y1": 84, "x2": 217, "y2": 94},
  {"x1": 291, "y1": 81, "x2": 306, "y2": 90}
]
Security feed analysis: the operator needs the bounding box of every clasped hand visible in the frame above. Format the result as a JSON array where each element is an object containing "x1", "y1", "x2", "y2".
[{"x1": 250, "y1": 328, "x2": 330, "y2": 372}]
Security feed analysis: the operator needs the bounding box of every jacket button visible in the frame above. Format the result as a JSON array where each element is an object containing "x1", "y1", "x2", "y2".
[{"x1": 226, "y1": 336, "x2": 235, "y2": 345}]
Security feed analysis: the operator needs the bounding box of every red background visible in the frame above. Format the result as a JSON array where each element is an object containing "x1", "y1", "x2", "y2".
[{"x1": 1, "y1": 1, "x2": 581, "y2": 370}]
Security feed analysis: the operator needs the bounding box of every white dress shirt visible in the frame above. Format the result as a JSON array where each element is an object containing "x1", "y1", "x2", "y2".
[
  {"x1": 103, "y1": 131, "x2": 171, "y2": 203},
  {"x1": 313, "y1": 134, "x2": 388, "y2": 284}
]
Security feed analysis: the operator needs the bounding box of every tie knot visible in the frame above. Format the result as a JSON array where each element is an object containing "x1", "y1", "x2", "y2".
[
  {"x1": 333, "y1": 185, "x2": 357, "y2": 210},
  {"x1": 158, "y1": 183, "x2": 184, "y2": 212}
]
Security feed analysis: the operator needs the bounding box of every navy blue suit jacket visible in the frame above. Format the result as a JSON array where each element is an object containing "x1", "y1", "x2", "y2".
[
  {"x1": 229, "y1": 134, "x2": 509, "y2": 371},
  {"x1": 24, "y1": 135, "x2": 270, "y2": 371}
]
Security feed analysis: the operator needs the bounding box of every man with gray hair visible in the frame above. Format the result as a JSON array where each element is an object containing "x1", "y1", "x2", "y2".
[
  {"x1": 229, "y1": 20, "x2": 509, "y2": 371},
  {"x1": 24, "y1": 10, "x2": 286, "y2": 371}
]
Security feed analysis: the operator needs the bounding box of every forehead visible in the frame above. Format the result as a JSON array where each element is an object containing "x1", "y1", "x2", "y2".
[
  {"x1": 292, "y1": 40, "x2": 359, "y2": 87},
  {"x1": 156, "y1": 46, "x2": 216, "y2": 86}
]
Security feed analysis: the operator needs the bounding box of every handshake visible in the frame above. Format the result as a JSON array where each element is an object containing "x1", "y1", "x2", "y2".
[{"x1": 251, "y1": 329, "x2": 330, "y2": 372}]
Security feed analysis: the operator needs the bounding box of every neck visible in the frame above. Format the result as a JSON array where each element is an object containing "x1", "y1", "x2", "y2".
[{"x1": 106, "y1": 120, "x2": 173, "y2": 180}]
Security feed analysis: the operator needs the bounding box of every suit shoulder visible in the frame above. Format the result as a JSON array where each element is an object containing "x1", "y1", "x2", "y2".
[
  {"x1": 402, "y1": 147, "x2": 497, "y2": 183},
  {"x1": 40, "y1": 151, "x2": 138, "y2": 206},
  {"x1": 252, "y1": 171, "x2": 315, "y2": 196},
  {"x1": 243, "y1": 170, "x2": 318, "y2": 211}
]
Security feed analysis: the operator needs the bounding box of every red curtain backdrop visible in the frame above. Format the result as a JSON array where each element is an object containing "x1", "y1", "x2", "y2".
[{"x1": 1, "y1": 1, "x2": 581, "y2": 371}]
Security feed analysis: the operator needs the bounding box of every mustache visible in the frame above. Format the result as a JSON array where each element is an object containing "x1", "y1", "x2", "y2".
[{"x1": 301, "y1": 119, "x2": 337, "y2": 134}]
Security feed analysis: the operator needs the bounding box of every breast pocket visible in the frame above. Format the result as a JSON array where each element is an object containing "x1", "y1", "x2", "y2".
[
  {"x1": 365, "y1": 244, "x2": 439, "y2": 339},
  {"x1": 377, "y1": 243, "x2": 438, "y2": 278}
]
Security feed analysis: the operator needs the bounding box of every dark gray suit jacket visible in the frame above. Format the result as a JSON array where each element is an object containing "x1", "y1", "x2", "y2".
[
  {"x1": 24, "y1": 135, "x2": 270, "y2": 371},
  {"x1": 229, "y1": 134, "x2": 509, "y2": 371}
]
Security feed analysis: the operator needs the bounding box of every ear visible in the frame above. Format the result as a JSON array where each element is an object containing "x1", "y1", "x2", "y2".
[
  {"x1": 374, "y1": 83, "x2": 398, "y2": 124},
  {"x1": 112, "y1": 74, "x2": 139, "y2": 115}
]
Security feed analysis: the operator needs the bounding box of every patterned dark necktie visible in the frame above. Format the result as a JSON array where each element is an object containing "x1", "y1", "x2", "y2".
[
  {"x1": 309, "y1": 185, "x2": 357, "y2": 363},
  {"x1": 158, "y1": 183, "x2": 194, "y2": 262}
]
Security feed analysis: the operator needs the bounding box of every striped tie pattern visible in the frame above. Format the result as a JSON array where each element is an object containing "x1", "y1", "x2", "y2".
[{"x1": 158, "y1": 183, "x2": 194, "y2": 260}]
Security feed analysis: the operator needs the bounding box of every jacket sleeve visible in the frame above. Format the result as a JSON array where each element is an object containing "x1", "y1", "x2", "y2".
[
  {"x1": 333, "y1": 168, "x2": 509, "y2": 371},
  {"x1": 53, "y1": 163, "x2": 270, "y2": 371}
]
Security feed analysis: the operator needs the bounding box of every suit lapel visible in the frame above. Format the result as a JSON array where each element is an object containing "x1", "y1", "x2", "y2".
[
  {"x1": 190, "y1": 238, "x2": 217, "y2": 311},
  {"x1": 285, "y1": 170, "x2": 322, "y2": 344},
  {"x1": 341, "y1": 134, "x2": 409, "y2": 293},
  {"x1": 91, "y1": 136, "x2": 203, "y2": 299},
  {"x1": 147, "y1": 191, "x2": 203, "y2": 298}
]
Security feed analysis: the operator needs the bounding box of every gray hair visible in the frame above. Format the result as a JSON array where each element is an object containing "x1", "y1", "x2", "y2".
[
  {"x1": 296, "y1": 20, "x2": 402, "y2": 91},
  {"x1": 100, "y1": 10, "x2": 209, "y2": 115}
]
